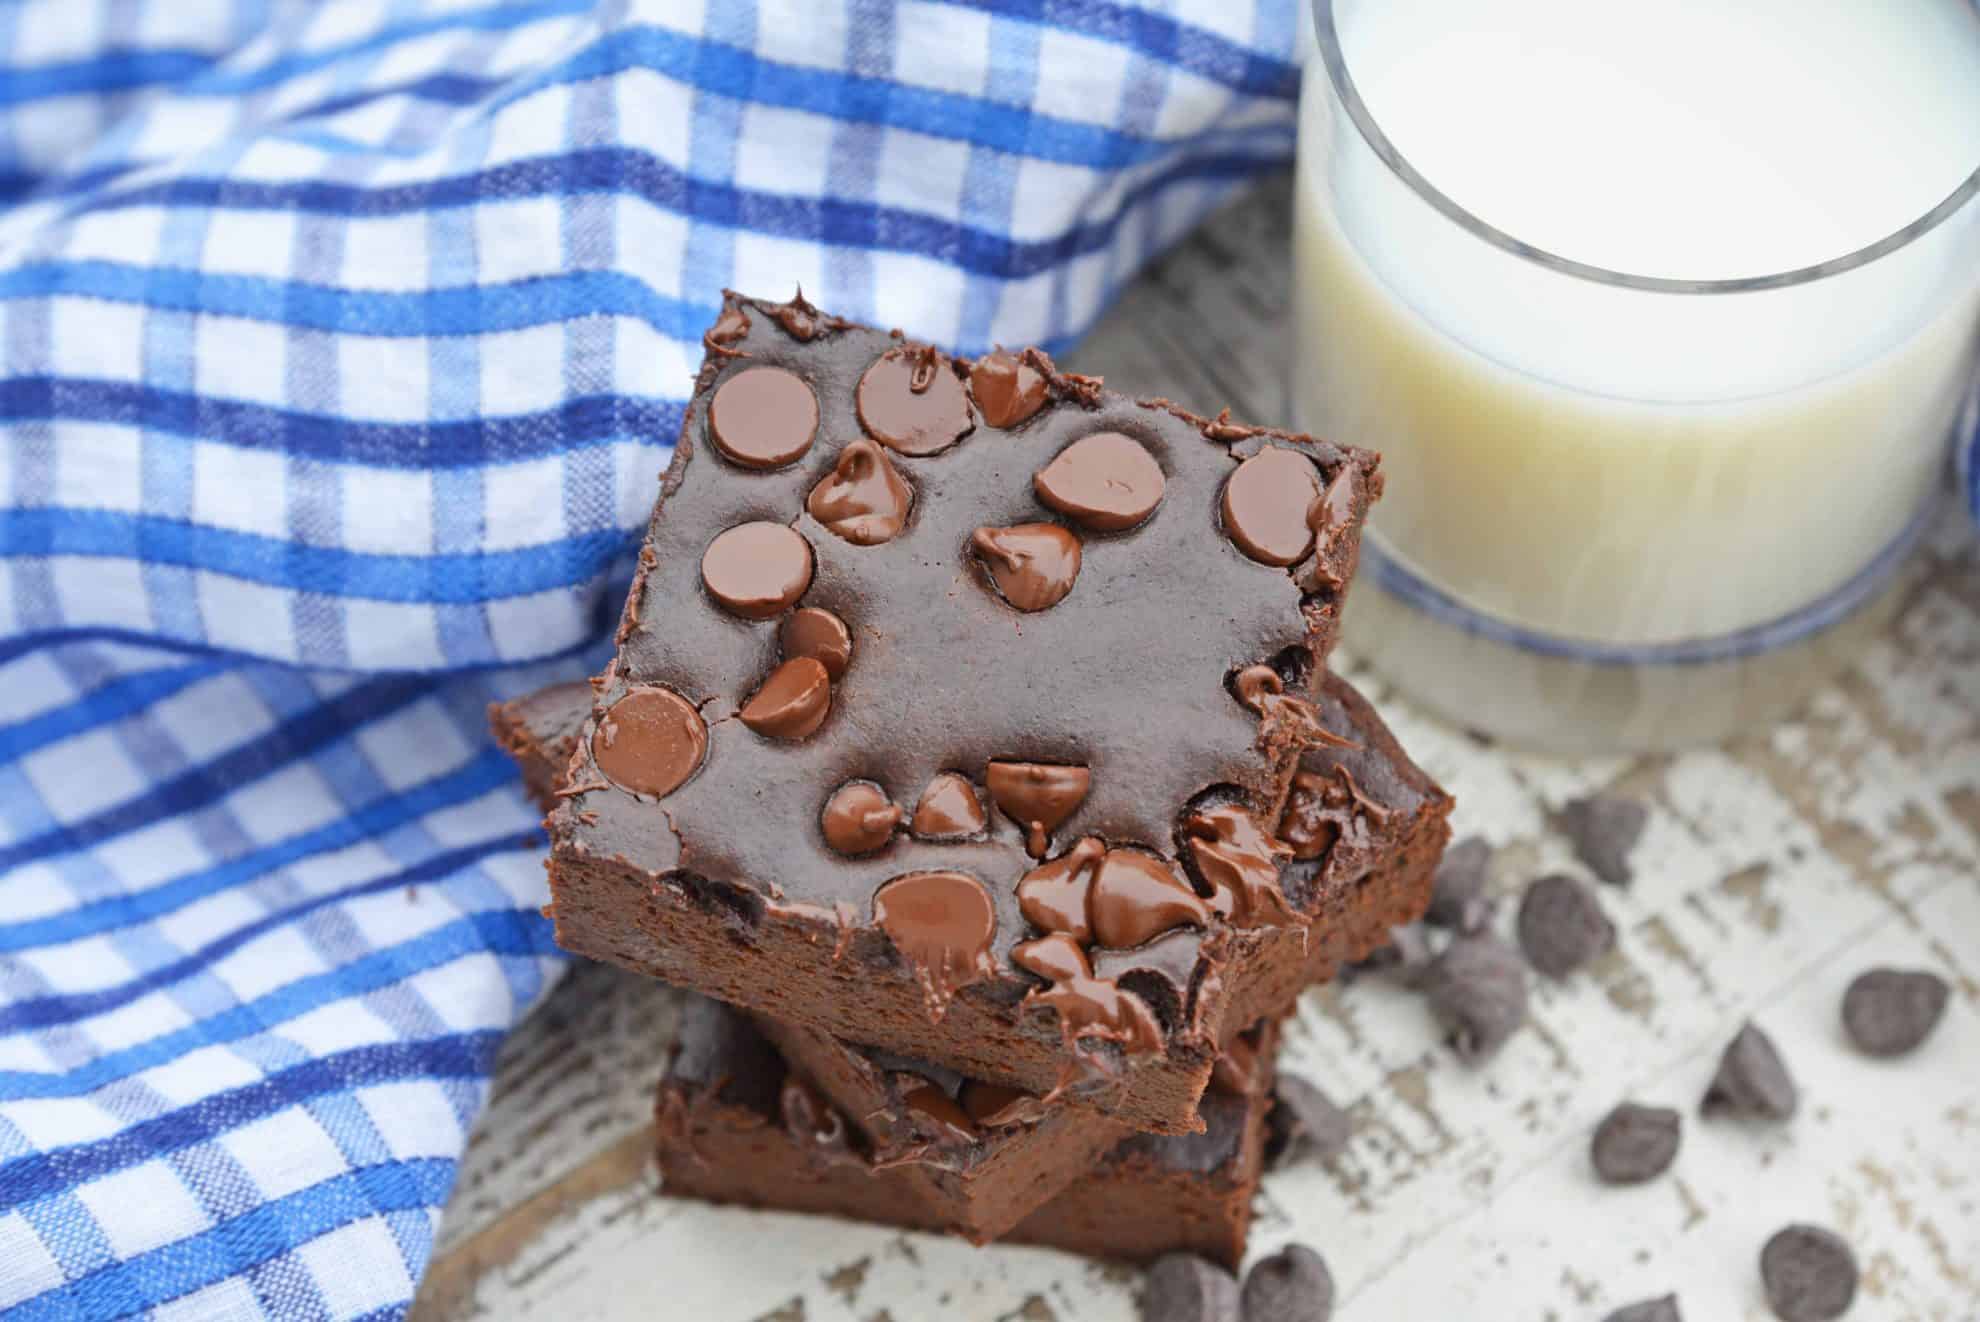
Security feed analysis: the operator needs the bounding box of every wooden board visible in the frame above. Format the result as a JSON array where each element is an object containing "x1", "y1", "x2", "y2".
[{"x1": 411, "y1": 176, "x2": 1980, "y2": 1322}]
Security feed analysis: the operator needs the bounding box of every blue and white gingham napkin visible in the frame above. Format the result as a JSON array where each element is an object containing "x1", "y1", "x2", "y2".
[{"x1": 0, "y1": 3, "x2": 1301, "y2": 1317}]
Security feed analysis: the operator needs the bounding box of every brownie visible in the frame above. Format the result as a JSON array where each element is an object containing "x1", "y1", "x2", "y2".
[
  {"x1": 489, "y1": 680, "x2": 593, "y2": 811},
  {"x1": 657, "y1": 998, "x2": 1275, "y2": 1266}
]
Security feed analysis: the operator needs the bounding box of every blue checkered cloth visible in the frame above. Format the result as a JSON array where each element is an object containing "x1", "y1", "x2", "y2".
[{"x1": 0, "y1": 2, "x2": 1300, "y2": 1317}]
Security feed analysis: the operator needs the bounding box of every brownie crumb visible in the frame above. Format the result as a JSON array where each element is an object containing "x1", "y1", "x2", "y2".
[
  {"x1": 1423, "y1": 933, "x2": 1528, "y2": 1064},
  {"x1": 1144, "y1": 1253, "x2": 1240, "y2": 1322},
  {"x1": 1701, "y1": 1022, "x2": 1797, "y2": 1121},
  {"x1": 1516, "y1": 873, "x2": 1616, "y2": 979},
  {"x1": 1590, "y1": 1103, "x2": 1681, "y2": 1184},
  {"x1": 1426, "y1": 836, "x2": 1493, "y2": 932},
  {"x1": 1241, "y1": 1244, "x2": 1334, "y2": 1322},
  {"x1": 1266, "y1": 1075, "x2": 1353, "y2": 1169},
  {"x1": 1603, "y1": 1295, "x2": 1682, "y2": 1322},
  {"x1": 1760, "y1": 1225, "x2": 1857, "y2": 1321},
  {"x1": 1559, "y1": 794, "x2": 1648, "y2": 886},
  {"x1": 1841, "y1": 967, "x2": 1949, "y2": 1058}
]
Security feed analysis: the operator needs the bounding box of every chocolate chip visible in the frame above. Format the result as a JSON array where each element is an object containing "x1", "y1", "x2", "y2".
[
  {"x1": 807, "y1": 437, "x2": 913, "y2": 545},
  {"x1": 1516, "y1": 873, "x2": 1615, "y2": 978},
  {"x1": 901, "y1": 1082, "x2": 978, "y2": 1144},
  {"x1": 1221, "y1": 446, "x2": 1322, "y2": 567},
  {"x1": 1182, "y1": 803, "x2": 1295, "y2": 925},
  {"x1": 1016, "y1": 837, "x2": 1102, "y2": 941},
  {"x1": 820, "y1": 781, "x2": 901, "y2": 856},
  {"x1": 738, "y1": 657, "x2": 831, "y2": 739},
  {"x1": 590, "y1": 686, "x2": 707, "y2": 799},
  {"x1": 708, "y1": 365, "x2": 817, "y2": 469},
  {"x1": 701, "y1": 522, "x2": 813, "y2": 619},
  {"x1": 1560, "y1": 794, "x2": 1648, "y2": 886},
  {"x1": 910, "y1": 772, "x2": 987, "y2": 839},
  {"x1": 1591, "y1": 1102, "x2": 1681, "y2": 1184},
  {"x1": 1266, "y1": 1074, "x2": 1352, "y2": 1168},
  {"x1": 1701, "y1": 1022, "x2": 1797, "y2": 1121},
  {"x1": 1240, "y1": 1244, "x2": 1334, "y2": 1322},
  {"x1": 1088, "y1": 847, "x2": 1210, "y2": 949},
  {"x1": 1423, "y1": 933, "x2": 1528, "y2": 1063},
  {"x1": 704, "y1": 304, "x2": 749, "y2": 353},
  {"x1": 969, "y1": 349, "x2": 1049, "y2": 429},
  {"x1": 1603, "y1": 1296, "x2": 1682, "y2": 1322},
  {"x1": 871, "y1": 870, "x2": 997, "y2": 1016},
  {"x1": 779, "y1": 606, "x2": 852, "y2": 680},
  {"x1": 857, "y1": 344, "x2": 973, "y2": 455},
  {"x1": 1841, "y1": 967, "x2": 1949, "y2": 1058},
  {"x1": 1034, "y1": 431, "x2": 1166, "y2": 531},
  {"x1": 1760, "y1": 1225, "x2": 1857, "y2": 1321},
  {"x1": 1144, "y1": 1253, "x2": 1240, "y2": 1322},
  {"x1": 970, "y1": 523, "x2": 1082, "y2": 612},
  {"x1": 1426, "y1": 836, "x2": 1492, "y2": 931},
  {"x1": 1013, "y1": 931, "x2": 1162, "y2": 1053},
  {"x1": 986, "y1": 761, "x2": 1090, "y2": 857}
]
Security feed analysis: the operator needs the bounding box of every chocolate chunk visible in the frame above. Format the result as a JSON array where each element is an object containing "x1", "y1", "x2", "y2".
[
  {"x1": 1014, "y1": 932, "x2": 1162, "y2": 1052},
  {"x1": 986, "y1": 761, "x2": 1091, "y2": 858},
  {"x1": 1603, "y1": 1297, "x2": 1682, "y2": 1322},
  {"x1": 807, "y1": 437, "x2": 913, "y2": 545},
  {"x1": 1760, "y1": 1225, "x2": 1857, "y2": 1321},
  {"x1": 1266, "y1": 1075, "x2": 1352, "y2": 1168},
  {"x1": 857, "y1": 344, "x2": 973, "y2": 455},
  {"x1": 1182, "y1": 804, "x2": 1294, "y2": 925},
  {"x1": 1841, "y1": 967, "x2": 1949, "y2": 1058},
  {"x1": 1425, "y1": 836, "x2": 1492, "y2": 931},
  {"x1": 969, "y1": 349, "x2": 1049, "y2": 429},
  {"x1": 901, "y1": 1082, "x2": 978, "y2": 1144},
  {"x1": 1560, "y1": 794, "x2": 1648, "y2": 886},
  {"x1": 958, "y1": 1080, "x2": 1046, "y2": 1128},
  {"x1": 1590, "y1": 1102, "x2": 1681, "y2": 1184},
  {"x1": 1702, "y1": 1022, "x2": 1797, "y2": 1121},
  {"x1": 910, "y1": 772, "x2": 987, "y2": 839},
  {"x1": 704, "y1": 304, "x2": 749, "y2": 355},
  {"x1": 591, "y1": 687, "x2": 707, "y2": 799},
  {"x1": 872, "y1": 871, "x2": 998, "y2": 1018},
  {"x1": 1034, "y1": 431, "x2": 1166, "y2": 532},
  {"x1": 1516, "y1": 873, "x2": 1615, "y2": 978},
  {"x1": 1221, "y1": 446, "x2": 1323, "y2": 567},
  {"x1": 701, "y1": 522, "x2": 814, "y2": 619},
  {"x1": 1144, "y1": 1252, "x2": 1240, "y2": 1322},
  {"x1": 738, "y1": 657, "x2": 832, "y2": 739},
  {"x1": 1089, "y1": 848, "x2": 1211, "y2": 950},
  {"x1": 779, "y1": 606, "x2": 853, "y2": 680},
  {"x1": 1240, "y1": 1244, "x2": 1334, "y2": 1322},
  {"x1": 708, "y1": 365, "x2": 817, "y2": 470},
  {"x1": 970, "y1": 523, "x2": 1082, "y2": 613},
  {"x1": 1016, "y1": 837, "x2": 1104, "y2": 941},
  {"x1": 820, "y1": 781, "x2": 901, "y2": 856},
  {"x1": 1423, "y1": 933, "x2": 1528, "y2": 1063}
]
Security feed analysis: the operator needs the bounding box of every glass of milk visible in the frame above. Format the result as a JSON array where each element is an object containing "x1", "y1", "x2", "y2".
[{"x1": 1294, "y1": 0, "x2": 1980, "y2": 752}]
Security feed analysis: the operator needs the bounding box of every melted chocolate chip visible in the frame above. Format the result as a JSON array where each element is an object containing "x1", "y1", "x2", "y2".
[
  {"x1": 708, "y1": 366, "x2": 817, "y2": 470},
  {"x1": 857, "y1": 345, "x2": 973, "y2": 455},
  {"x1": 1221, "y1": 446, "x2": 1323, "y2": 567},
  {"x1": 1090, "y1": 928, "x2": 1203, "y2": 1004},
  {"x1": 1182, "y1": 804, "x2": 1294, "y2": 925},
  {"x1": 1033, "y1": 431, "x2": 1165, "y2": 532},
  {"x1": 779, "y1": 606, "x2": 853, "y2": 680},
  {"x1": 820, "y1": 781, "x2": 902, "y2": 856},
  {"x1": 1761, "y1": 1226, "x2": 1857, "y2": 1322},
  {"x1": 1016, "y1": 838, "x2": 1104, "y2": 942},
  {"x1": 1011, "y1": 932, "x2": 1162, "y2": 1053},
  {"x1": 968, "y1": 349, "x2": 1049, "y2": 429},
  {"x1": 771, "y1": 290, "x2": 827, "y2": 341},
  {"x1": 807, "y1": 438, "x2": 913, "y2": 545},
  {"x1": 909, "y1": 772, "x2": 987, "y2": 839},
  {"x1": 986, "y1": 761, "x2": 1092, "y2": 857},
  {"x1": 704, "y1": 304, "x2": 749, "y2": 354},
  {"x1": 969, "y1": 523, "x2": 1082, "y2": 613},
  {"x1": 591, "y1": 687, "x2": 707, "y2": 799},
  {"x1": 738, "y1": 656, "x2": 832, "y2": 739},
  {"x1": 901, "y1": 1082, "x2": 979, "y2": 1144},
  {"x1": 958, "y1": 1080, "x2": 1046, "y2": 1128},
  {"x1": 1841, "y1": 967, "x2": 1949, "y2": 1058},
  {"x1": 1088, "y1": 847, "x2": 1210, "y2": 950},
  {"x1": 871, "y1": 871, "x2": 998, "y2": 1018},
  {"x1": 1277, "y1": 766, "x2": 1380, "y2": 866},
  {"x1": 1702, "y1": 1022, "x2": 1797, "y2": 1120},
  {"x1": 1591, "y1": 1102, "x2": 1681, "y2": 1184},
  {"x1": 701, "y1": 522, "x2": 814, "y2": 619}
]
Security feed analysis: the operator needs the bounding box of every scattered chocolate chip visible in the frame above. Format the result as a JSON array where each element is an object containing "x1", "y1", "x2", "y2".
[
  {"x1": 1841, "y1": 967, "x2": 1949, "y2": 1058},
  {"x1": 1516, "y1": 873, "x2": 1615, "y2": 978},
  {"x1": 701, "y1": 522, "x2": 814, "y2": 619},
  {"x1": 1760, "y1": 1225, "x2": 1857, "y2": 1321},
  {"x1": 1034, "y1": 431, "x2": 1166, "y2": 531},
  {"x1": 1240, "y1": 1244, "x2": 1334, "y2": 1322},
  {"x1": 807, "y1": 437, "x2": 913, "y2": 545},
  {"x1": 986, "y1": 761, "x2": 1091, "y2": 857},
  {"x1": 1701, "y1": 1022, "x2": 1797, "y2": 1121},
  {"x1": 738, "y1": 657, "x2": 832, "y2": 739},
  {"x1": 910, "y1": 772, "x2": 987, "y2": 839},
  {"x1": 820, "y1": 781, "x2": 901, "y2": 855},
  {"x1": 779, "y1": 606, "x2": 852, "y2": 680},
  {"x1": 1088, "y1": 847, "x2": 1211, "y2": 949},
  {"x1": 1603, "y1": 1296, "x2": 1682, "y2": 1322},
  {"x1": 1267, "y1": 1075, "x2": 1353, "y2": 1168},
  {"x1": 1591, "y1": 1102, "x2": 1681, "y2": 1184},
  {"x1": 1183, "y1": 803, "x2": 1295, "y2": 925},
  {"x1": 1221, "y1": 446, "x2": 1323, "y2": 567},
  {"x1": 1426, "y1": 836, "x2": 1492, "y2": 931},
  {"x1": 1560, "y1": 794, "x2": 1649, "y2": 886},
  {"x1": 708, "y1": 365, "x2": 817, "y2": 469},
  {"x1": 1423, "y1": 933, "x2": 1528, "y2": 1063},
  {"x1": 1144, "y1": 1252, "x2": 1240, "y2": 1322},
  {"x1": 1376, "y1": 922, "x2": 1439, "y2": 982},
  {"x1": 590, "y1": 686, "x2": 707, "y2": 799},
  {"x1": 970, "y1": 523, "x2": 1082, "y2": 612},
  {"x1": 871, "y1": 871, "x2": 998, "y2": 1016},
  {"x1": 969, "y1": 348, "x2": 1049, "y2": 429},
  {"x1": 1016, "y1": 837, "x2": 1103, "y2": 941},
  {"x1": 857, "y1": 344, "x2": 973, "y2": 455}
]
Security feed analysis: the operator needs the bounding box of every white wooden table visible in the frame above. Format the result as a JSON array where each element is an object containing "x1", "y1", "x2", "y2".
[{"x1": 411, "y1": 178, "x2": 1980, "y2": 1322}]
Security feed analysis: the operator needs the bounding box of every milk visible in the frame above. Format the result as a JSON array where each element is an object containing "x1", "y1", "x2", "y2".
[{"x1": 1293, "y1": 0, "x2": 1980, "y2": 746}]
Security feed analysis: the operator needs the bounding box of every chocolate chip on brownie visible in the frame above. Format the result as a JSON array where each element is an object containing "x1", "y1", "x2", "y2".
[
  {"x1": 1841, "y1": 967, "x2": 1949, "y2": 1058},
  {"x1": 1760, "y1": 1225, "x2": 1857, "y2": 1321},
  {"x1": 1517, "y1": 873, "x2": 1616, "y2": 979},
  {"x1": 1240, "y1": 1244, "x2": 1334, "y2": 1322},
  {"x1": 1701, "y1": 1022, "x2": 1797, "y2": 1121},
  {"x1": 1144, "y1": 1253, "x2": 1241, "y2": 1322},
  {"x1": 1590, "y1": 1102, "x2": 1681, "y2": 1184}
]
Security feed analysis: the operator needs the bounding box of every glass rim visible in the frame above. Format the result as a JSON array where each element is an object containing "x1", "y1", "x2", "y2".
[{"x1": 1309, "y1": 0, "x2": 1980, "y2": 295}]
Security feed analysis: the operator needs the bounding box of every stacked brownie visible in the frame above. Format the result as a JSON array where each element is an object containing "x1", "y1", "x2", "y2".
[{"x1": 491, "y1": 291, "x2": 1454, "y2": 1265}]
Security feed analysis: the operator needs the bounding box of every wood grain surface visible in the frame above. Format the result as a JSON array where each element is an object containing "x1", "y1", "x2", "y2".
[{"x1": 411, "y1": 176, "x2": 1980, "y2": 1322}]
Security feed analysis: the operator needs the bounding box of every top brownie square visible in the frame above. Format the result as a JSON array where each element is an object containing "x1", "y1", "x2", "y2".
[{"x1": 548, "y1": 291, "x2": 1395, "y2": 1133}]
